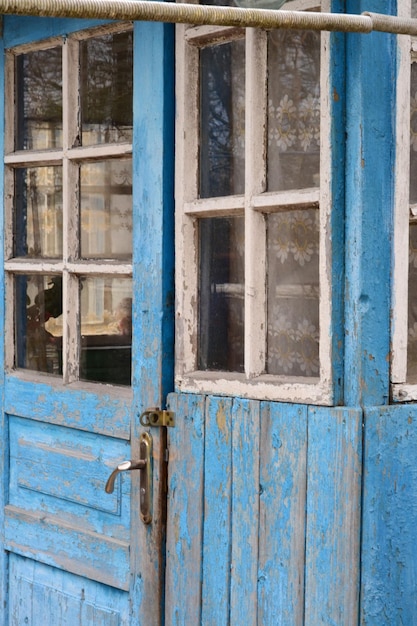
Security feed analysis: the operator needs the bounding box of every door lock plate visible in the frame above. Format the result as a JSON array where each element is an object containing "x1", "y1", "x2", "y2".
[{"x1": 140, "y1": 408, "x2": 175, "y2": 428}]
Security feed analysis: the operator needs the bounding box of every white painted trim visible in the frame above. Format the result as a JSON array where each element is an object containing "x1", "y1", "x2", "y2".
[
  {"x1": 252, "y1": 188, "x2": 320, "y2": 211},
  {"x1": 244, "y1": 28, "x2": 267, "y2": 378},
  {"x1": 391, "y1": 0, "x2": 413, "y2": 398},
  {"x1": 176, "y1": 371, "x2": 332, "y2": 405},
  {"x1": 184, "y1": 195, "x2": 244, "y2": 216},
  {"x1": 4, "y1": 260, "x2": 133, "y2": 275}
]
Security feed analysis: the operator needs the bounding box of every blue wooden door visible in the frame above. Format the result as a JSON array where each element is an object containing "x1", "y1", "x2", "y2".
[{"x1": 0, "y1": 16, "x2": 174, "y2": 626}]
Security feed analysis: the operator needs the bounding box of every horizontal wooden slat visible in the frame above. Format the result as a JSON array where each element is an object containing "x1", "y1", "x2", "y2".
[
  {"x1": 5, "y1": 375, "x2": 131, "y2": 439},
  {"x1": 5, "y1": 505, "x2": 130, "y2": 590},
  {"x1": 9, "y1": 415, "x2": 131, "y2": 528}
]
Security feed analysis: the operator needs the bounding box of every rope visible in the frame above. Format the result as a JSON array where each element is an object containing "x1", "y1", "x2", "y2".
[{"x1": 0, "y1": 0, "x2": 415, "y2": 37}]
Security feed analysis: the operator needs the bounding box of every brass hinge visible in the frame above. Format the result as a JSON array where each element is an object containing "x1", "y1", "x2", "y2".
[{"x1": 140, "y1": 408, "x2": 175, "y2": 428}]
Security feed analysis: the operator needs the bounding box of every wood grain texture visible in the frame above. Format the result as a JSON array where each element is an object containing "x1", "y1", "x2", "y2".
[
  {"x1": 130, "y1": 19, "x2": 175, "y2": 626},
  {"x1": 5, "y1": 505, "x2": 130, "y2": 591},
  {"x1": 9, "y1": 554, "x2": 129, "y2": 626},
  {"x1": 230, "y1": 398, "x2": 260, "y2": 626},
  {"x1": 201, "y1": 395, "x2": 233, "y2": 626},
  {"x1": 343, "y1": 0, "x2": 396, "y2": 406},
  {"x1": 165, "y1": 392, "x2": 206, "y2": 626},
  {"x1": 361, "y1": 405, "x2": 417, "y2": 625},
  {"x1": 257, "y1": 402, "x2": 307, "y2": 626},
  {"x1": 305, "y1": 407, "x2": 362, "y2": 626}
]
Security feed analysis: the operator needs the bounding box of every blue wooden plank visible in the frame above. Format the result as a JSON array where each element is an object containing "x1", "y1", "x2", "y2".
[
  {"x1": 328, "y1": 0, "x2": 348, "y2": 405},
  {"x1": 4, "y1": 375, "x2": 131, "y2": 439},
  {"x1": 344, "y1": 0, "x2": 396, "y2": 406},
  {"x1": 257, "y1": 402, "x2": 308, "y2": 626},
  {"x1": 8, "y1": 416, "x2": 131, "y2": 533},
  {"x1": 132, "y1": 17, "x2": 175, "y2": 409},
  {"x1": 361, "y1": 405, "x2": 417, "y2": 625},
  {"x1": 5, "y1": 505, "x2": 130, "y2": 591},
  {"x1": 305, "y1": 406, "x2": 362, "y2": 625},
  {"x1": 201, "y1": 396, "x2": 233, "y2": 626},
  {"x1": 9, "y1": 554, "x2": 129, "y2": 626},
  {"x1": 165, "y1": 392, "x2": 206, "y2": 626},
  {"x1": 130, "y1": 19, "x2": 175, "y2": 626},
  {"x1": 230, "y1": 398, "x2": 260, "y2": 626},
  {"x1": 3, "y1": 16, "x2": 113, "y2": 47}
]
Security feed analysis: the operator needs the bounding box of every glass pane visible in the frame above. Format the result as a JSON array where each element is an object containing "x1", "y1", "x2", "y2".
[
  {"x1": 410, "y1": 63, "x2": 417, "y2": 204},
  {"x1": 14, "y1": 166, "x2": 63, "y2": 258},
  {"x1": 15, "y1": 274, "x2": 63, "y2": 374},
  {"x1": 15, "y1": 47, "x2": 63, "y2": 151},
  {"x1": 80, "y1": 31, "x2": 133, "y2": 146},
  {"x1": 267, "y1": 209, "x2": 319, "y2": 376},
  {"x1": 80, "y1": 158, "x2": 132, "y2": 260},
  {"x1": 267, "y1": 29, "x2": 320, "y2": 192},
  {"x1": 198, "y1": 217, "x2": 244, "y2": 371},
  {"x1": 200, "y1": 39, "x2": 245, "y2": 198},
  {"x1": 408, "y1": 223, "x2": 417, "y2": 380},
  {"x1": 80, "y1": 276, "x2": 132, "y2": 386}
]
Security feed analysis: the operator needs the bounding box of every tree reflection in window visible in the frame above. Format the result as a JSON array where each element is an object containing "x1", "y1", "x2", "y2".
[{"x1": 200, "y1": 39, "x2": 245, "y2": 198}]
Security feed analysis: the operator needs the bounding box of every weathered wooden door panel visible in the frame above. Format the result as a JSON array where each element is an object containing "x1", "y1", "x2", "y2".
[
  {"x1": 6, "y1": 411, "x2": 131, "y2": 590},
  {"x1": 165, "y1": 395, "x2": 362, "y2": 625},
  {"x1": 305, "y1": 407, "x2": 362, "y2": 626},
  {"x1": 165, "y1": 394, "x2": 309, "y2": 625},
  {"x1": 0, "y1": 15, "x2": 175, "y2": 626},
  {"x1": 257, "y1": 402, "x2": 308, "y2": 626},
  {"x1": 361, "y1": 405, "x2": 417, "y2": 625},
  {"x1": 9, "y1": 554, "x2": 129, "y2": 626}
]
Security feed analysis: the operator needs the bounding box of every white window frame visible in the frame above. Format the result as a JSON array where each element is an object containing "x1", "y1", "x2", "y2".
[
  {"x1": 4, "y1": 23, "x2": 133, "y2": 389},
  {"x1": 391, "y1": 0, "x2": 417, "y2": 401},
  {"x1": 175, "y1": 0, "x2": 335, "y2": 404}
]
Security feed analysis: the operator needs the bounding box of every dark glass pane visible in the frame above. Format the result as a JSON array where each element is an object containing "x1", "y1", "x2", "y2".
[
  {"x1": 200, "y1": 39, "x2": 245, "y2": 198},
  {"x1": 198, "y1": 217, "x2": 244, "y2": 371},
  {"x1": 267, "y1": 209, "x2": 319, "y2": 376},
  {"x1": 408, "y1": 223, "x2": 417, "y2": 381},
  {"x1": 80, "y1": 31, "x2": 133, "y2": 146},
  {"x1": 15, "y1": 47, "x2": 62, "y2": 151},
  {"x1": 80, "y1": 276, "x2": 132, "y2": 386},
  {"x1": 410, "y1": 63, "x2": 417, "y2": 204},
  {"x1": 80, "y1": 158, "x2": 132, "y2": 259},
  {"x1": 14, "y1": 166, "x2": 63, "y2": 258},
  {"x1": 15, "y1": 274, "x2": 63, "y2": 374},
  {"x1": 267, "y1": 29, "x2": 320, "y2": 191}
]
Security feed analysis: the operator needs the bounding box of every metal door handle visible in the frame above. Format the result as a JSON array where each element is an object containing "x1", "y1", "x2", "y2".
[{"x1": 105, "y1": 432, "x2": 152, "y2": 524}]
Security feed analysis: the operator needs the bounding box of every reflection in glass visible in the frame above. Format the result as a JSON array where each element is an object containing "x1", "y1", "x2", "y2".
[
  {"x1": 267, "y1": 209, "x2": 319, "y2": 377},
  {"x1": 267, "y1": 29, "x2": 320, "y2": 191},
  {"x1": 80, "y1": 276, "x2": 132, "y2": 386},
  {"x1": 15, "y1": 274, "x2": 63, "y2": 374},
  {"x1": 200, "y1": 39, "x2": 245, "y2": 198},
  {"x1": 14, "y1": 166, "x2": 63, "y2": 258},
  {"x1": 80, "y1": 158, "x2": 132, "y2": 259},
  {"x1": 80, "y1": 31, "x2": 133, "y2": 146},
  {"x1": 408, "y1": 223, "x2": 417, "y2": 381},
  {"x1": 198, "y1": 217, "x2": 244, "y2": 371},
  {"x1": 15, "y1": 47, "x2": 62, "y2": 151}
]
